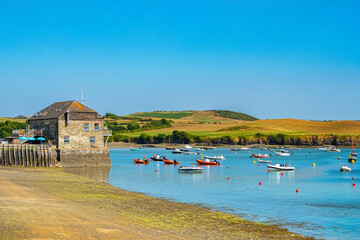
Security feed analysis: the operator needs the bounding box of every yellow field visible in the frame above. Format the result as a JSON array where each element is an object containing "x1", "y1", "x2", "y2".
[{"x1": 119, "y1": 118, "x2": 360, "y2": 137}]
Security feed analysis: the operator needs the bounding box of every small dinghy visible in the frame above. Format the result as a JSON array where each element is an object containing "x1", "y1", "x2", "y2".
[
  {"x1": 178, "y1": 166, "x2": 203, "y2": 173},
  {"x1": 274, "y1": 150, "x2": 290, "y2": 156},
  {"x1": 258, "y1": 159, "x2": 271, "y2": 163},
  {"x1": 328, "y1": 147, "x2": 341, "y2": 152},
  {"x1": 340, "y1": 165, "x2": 351, "y2": 172},
  {"x1": 196, "y1": 148, "x2": 205, "y2": 151},
  {"x1": 164, "y1": 159, "x2": 179, "y2": 165},
  {"x1": 150, "y1": 155, "x2": 166, "y2": 161},
  {"x1": 267, "y1": 163, "x2": 294, "y2": 171},
  {"x1": 172, "y1": 149, "x2": 183, "y2": 154},
  {"x1": 134, "y1": 159, "x2": 149, "y2": 164},
  {"x1": 252, "y1": 154, "x2": 269, "y2": 158},
  {"x1": 196, "y1": 159, "x2": 220, "y2": 165},
  {"x1": 205, "y1": 155, "x2": 225, "y2": 160},
  {"x1": 183, "y1": 151, "x2": 198, "y2": 155}
]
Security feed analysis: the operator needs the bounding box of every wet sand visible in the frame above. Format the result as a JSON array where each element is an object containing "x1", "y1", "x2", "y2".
[{"x1": 0, "y1": 167, "x2": 313, "y2": 240}]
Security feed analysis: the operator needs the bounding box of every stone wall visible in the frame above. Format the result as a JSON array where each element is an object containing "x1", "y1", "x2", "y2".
[
  {"x1": 58, "y1": 119, "x2": 105, "y2": 150},
  {"x1": 28, "y1": 119, "x2": 58, "y2": 142},
  {"x1": 58, "y1": 148, "x2": 111, "y2": 167}
]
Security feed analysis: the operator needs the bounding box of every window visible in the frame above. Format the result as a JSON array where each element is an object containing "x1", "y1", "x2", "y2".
[
  {"x1": 90, "y1": 136, "x2": 95, "y2": 144},
  {"x1": 84, "y1": 123, "x2": 89, "y2": 131},
  {"x1": 94, "y1": 123, "x2": 99, "y2": 131},
  {"x1": 64, "y1": 136, "x2": 70, "y2": 144}
]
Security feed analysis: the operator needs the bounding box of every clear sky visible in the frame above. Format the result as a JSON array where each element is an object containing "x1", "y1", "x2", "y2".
[{"x1": 0, "y1": 0, "x2": 359, "y2": 120}]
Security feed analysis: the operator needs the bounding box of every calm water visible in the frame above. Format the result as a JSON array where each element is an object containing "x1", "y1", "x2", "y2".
[{"x1": 67, "y1": 148, "x2": 360, "y2": 239}]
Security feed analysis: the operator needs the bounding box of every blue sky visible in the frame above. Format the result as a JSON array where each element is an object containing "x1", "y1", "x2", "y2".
[{"x1": 0, "y1": 0, "x2": 359, "y2": 120}]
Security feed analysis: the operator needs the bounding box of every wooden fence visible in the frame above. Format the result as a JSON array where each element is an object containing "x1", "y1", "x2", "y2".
[{"x1": 0, "y1": 144, "x2": 57, "y2": 167}]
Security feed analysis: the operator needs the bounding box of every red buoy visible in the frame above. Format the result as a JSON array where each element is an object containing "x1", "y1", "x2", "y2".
[
  {"x1": 257, "y1": 164, "x2": 259, "y2": 166},
  {"x1": 353, "y1": 183, "x2": 356, "y2": 187},
  {"x1": 296, "y1": 189, "x2": 299, "y2": 193},
  {"x1": 281, "y1": 173, "x2": 284, "y2": 175},
  {"x1": 201, "y1": 171, "x2": 203, "y2": 174},
  {"x1": 228, "y1": 177, "x2": 230, "y2": 180},
  {"x1": 143, "y1": 156, "x2": 146, "y2": 158},
  {"x1": 268, "y1": 169, "x2": 270, "y2": 172},
  {"x1": 352, "y1": 177, "x2": 355, "y2": 180},
  {"x1": 155, "y1": 170, "x2": 157, "y2": 172},
  {"x1": 259, "y1": 182, "x2": 262, "y2": 185},
  {"x1": 227, "y1": 166, "x2": 229, "y2": 169}
]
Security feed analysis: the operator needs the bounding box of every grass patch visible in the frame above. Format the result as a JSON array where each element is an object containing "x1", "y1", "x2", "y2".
[{"x1": 131, "y1": 111, "x2": 195, "y2": 119}]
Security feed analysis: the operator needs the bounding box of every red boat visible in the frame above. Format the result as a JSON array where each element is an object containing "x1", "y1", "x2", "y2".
[
  {"x1": 252, "y1": 154, "x2": 269, "y2": 158},
  {"x1": 134, "y1": 159, "x2": 149, "y2": 164},
  {"x1": 164, "y1": 159, "x2": 179, "y2": 165},
  {"x1": 196, "y1": 159, "x2": 220, "y2": 166}
]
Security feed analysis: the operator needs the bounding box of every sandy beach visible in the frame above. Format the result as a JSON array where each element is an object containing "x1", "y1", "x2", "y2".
[{"x1": 0, "y1": 167, "x2": 313, "y2": 240}]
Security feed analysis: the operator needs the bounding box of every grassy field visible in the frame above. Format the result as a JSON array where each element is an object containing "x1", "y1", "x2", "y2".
[
  {"x1": 117, "y1": 118, "x2": 360, "y2": 138},
  {"x1": 131, "y1": 111, "x2": 195, "y2": 119},
  {"x1": 0, "y1": 117, "x2": 27, "y2": 123}
]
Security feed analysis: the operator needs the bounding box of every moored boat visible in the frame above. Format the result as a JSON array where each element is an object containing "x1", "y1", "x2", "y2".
[
  {"x1": 258, "y1": 159, "x2": 271, "y2": 163},
  {"x1": 252, "y1": 153, "x2": 269, "y2": 158},
  {"x1": 340, "y1": 165, "x2": 351, "y2": 172},
  {"x1": 172, "y1": 148, "x2": 183, "y2": 154},
  {"x1": 274, "y1": 150, "x2": 290, "y2": 156},
  {"x1": 134, "y1": 159, "x2": 149, "y2": 164},
  {"x1": 203, "y1": 146, "x2": 216, "y2": 150},
  {"x1": 178, "y1": 166, "x2": 203, "y2": 173},
  {"x1": 196, "y1": 148, "x2": 205, "y2": 151},
  {"x1": 151, "y1": 155, "x2": 166, "y2": 161},
  {"x1": 164, "y1": 159, "x2": 179, "y2": 165},
  {"x1": 267, "y1": 163, "x2": 294, "y2": 171},
  {"x1": 327, "y1": 147, "x2": 341, "y2": 152},
  {"x1": 183, "y1": 151, "x2": 198, "y2": 155},
  {"x1": 204, "y1": 155, "x2": 225, "y2": 160},
  {"x1": 196, "y1": 159, "x2": 220, "y2": 165}
]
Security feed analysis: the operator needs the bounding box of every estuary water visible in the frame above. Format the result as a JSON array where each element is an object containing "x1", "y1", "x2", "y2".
[{"x1": 67, "y1": 148, "x2": 360, "y2": 239}]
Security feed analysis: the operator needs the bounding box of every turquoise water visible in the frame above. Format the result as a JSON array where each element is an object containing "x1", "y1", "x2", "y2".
[{"x1": 69, "y1": 148, "x2": 360, "y2": 239}]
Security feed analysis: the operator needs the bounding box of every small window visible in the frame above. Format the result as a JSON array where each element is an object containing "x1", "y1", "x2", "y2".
[
  {"x1": 94, "y1": 123, "x2": 99, "y2": 131},
  {"x1": 84, "y1": 123, "x2": 89, "y2": 131},
  {"x1": 64, "y1": 136, "x2": 70, "y2": 144},
  {"x1": 90, "y1": 136, "x2": 95, "y2": 144}
]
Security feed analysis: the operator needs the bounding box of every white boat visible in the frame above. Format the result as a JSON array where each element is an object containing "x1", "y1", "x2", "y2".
[
  {"x1": 258, "y1": 159, "x2": 271, "y2": 163},
  {"x1": 328, "y1": 147, "x2": 341, "y2": 152},
  {"x1": 240, "y1": 147, "x2": 250, "y2": 150},
  {"x1": 317, "y1": 147, "x2": 327, "y2": 151},
  {"x1": 204, "y1": 155, "x2": 225, "y2": 160},
  {"x1": 196, "y1": 148, "x2": 205, "y2": 151},
  {"x1": 340, "y1": 165, "x2": 351, "y2": 172},
  {"x1": 178, "y1": 166, "x2": 203, "y2": 173},
  {"x1": 267, "y1": 163, "x2": 295, "y2": 171},
  {"x1": 172, "y1": 148, "x2": 183, "y2": 154},
  {"x1": 183, "y1": 152, "x2": 198, "y2": 155},
  {"x1": 183, "y1": 144, "x2": 192, "y2": 149},
  {"x1": 291, "y1": 147, "x2": 301, "y2": 150},
  {"x1": 274, "y1": 150, "x2": 290, "y2": 156}
]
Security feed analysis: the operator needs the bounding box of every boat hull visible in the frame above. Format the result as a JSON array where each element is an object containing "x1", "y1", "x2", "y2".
[{"x1": 196, "y1": 159, "x2": 220, "y2": 165}]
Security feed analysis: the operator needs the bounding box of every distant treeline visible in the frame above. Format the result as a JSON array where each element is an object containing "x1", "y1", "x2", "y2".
[
  {"x1": 107, "y1": 131, "x2": 359, "y2": 146},
  {"x1": 212, "y1": 110, "x2": 258, "y2": 121},
  {"x1": 0, "y1": 120, "x2": 28, "y2": 138},
  {"x1": 105, "y1": 114, "x2": 172, "y2": 134}
]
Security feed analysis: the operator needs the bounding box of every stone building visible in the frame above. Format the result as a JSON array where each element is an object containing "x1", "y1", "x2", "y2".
[{"x1": 28, "y1": 101, "x2": 111, "y2": 167}]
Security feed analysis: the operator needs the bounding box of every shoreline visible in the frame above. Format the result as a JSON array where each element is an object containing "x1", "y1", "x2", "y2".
[
  {"x1": 0, "y1": 167, "x2": 313, "y2": 240},
  {"x1": 107, "y1": 142, "x2": 354, "y2": 149}
]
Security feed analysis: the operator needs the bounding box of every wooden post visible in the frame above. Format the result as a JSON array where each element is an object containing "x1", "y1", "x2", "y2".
[
  {"x1": 0, "y1": 145, "x2": 3, "y2": 166},
  {"x1": 14, "y1": 144, "x2": 18, "y2": 166}
]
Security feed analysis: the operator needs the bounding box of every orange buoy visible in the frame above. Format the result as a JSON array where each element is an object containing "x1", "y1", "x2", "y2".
[
  {"x1": 228, "y1": 177, "x2": 230, "y2": 180},
  {"x1": 257, "y1": 164, "x2": 259, "y2": 166},
  {"x1": 296, "y1": 189, "x2": 299, "y2": 193},
  {"x1": 259, "y1": 182, "x2": 262, "y2": 185},
  {"x1": 143, "y1": 156, "x2": 146, "y2": 158}
]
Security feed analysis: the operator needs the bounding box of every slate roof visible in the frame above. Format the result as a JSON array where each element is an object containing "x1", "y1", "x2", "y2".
[{"x1": 30, "y1": 101, "x2": 101, "y2": 120}]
